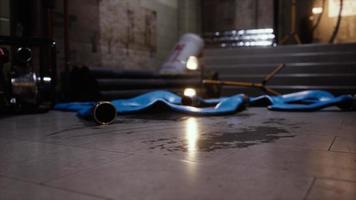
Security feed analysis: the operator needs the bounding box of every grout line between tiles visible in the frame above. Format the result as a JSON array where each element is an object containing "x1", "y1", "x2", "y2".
[
  {"x1": 316, "y1": 176, "x2": 356, "y2": 184},
  {"x1": 327, "y1": 136, "x2": 337, "y2": 151},
  {"x1": 38, "y1": 153, "x2": 136, "y2": 184},
  {"x1": 0, "y1": 175, "x2": 112, "y2": 200},
  {"x1": 329, "y1": 150, "x2": 356, "y2": 155},
  {"x1": 302, "y1": 177, "x2": 316, "y2": 200},
  {"x1": 0, "y1": 136, "x2": 133, "y2": 154}
]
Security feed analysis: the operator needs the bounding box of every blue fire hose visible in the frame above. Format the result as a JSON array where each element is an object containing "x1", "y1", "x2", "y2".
[
  {"x1": 250, "y1": 90, "x2": 354, "y2": 111},
  {"x1": 54, "y1": 90, "x2": 354, "y2": 125}
]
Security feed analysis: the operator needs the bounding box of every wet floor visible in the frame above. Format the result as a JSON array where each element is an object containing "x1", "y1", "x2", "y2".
[
  {"x1": 145, "y1": 125, "x2": 295, "y2": 152},
  {"x1": 0, "y1": 108, "x2": 355, "y2": 200}
]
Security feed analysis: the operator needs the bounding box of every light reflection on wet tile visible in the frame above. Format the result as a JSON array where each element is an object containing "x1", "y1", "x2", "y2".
[{"x1": 0, "y1": 108, "x2": 355, "y2": 199}]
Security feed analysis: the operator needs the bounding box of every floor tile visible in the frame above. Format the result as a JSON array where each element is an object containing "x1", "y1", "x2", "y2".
[
  {"x1": 0, "y1": 139, "x2": 130, "y2": 183},
  {"x1": 306, "y1": 178, "x2": 356, "y2": 200},
  {"x1": 0, "y1": 108, "x2": 355, "y2": 199},
  {"x1": 0, "y1": 138, "x2": 78, "y2": 163},
  {"x1": 222, "y1": 145, "x2": 356, "y2": 181},
  {"x1": 0, "y1": 176, "x2": 13, "y2": 189},
  {"x1": 0, "y1": 176, "x2": 105, "y2": 200},
  {"x1": 330, "y1": 136, "x2": 356, "y2": 154},
  {"x1": 47, "y1": 153, "x2": 313, "y2": 200}
]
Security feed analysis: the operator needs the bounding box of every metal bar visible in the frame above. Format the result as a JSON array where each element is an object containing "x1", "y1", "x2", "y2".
[
  {"x1": 203, "y1": 80, "x2": 263, "y2": 88},
  {"x1": 263, "y1": 63, "x2": 285, "y2": 84}
]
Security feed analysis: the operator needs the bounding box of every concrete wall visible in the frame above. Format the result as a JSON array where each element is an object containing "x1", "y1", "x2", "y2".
[
  {"x1": 60, "y1": 0, "x2": 278, "y2": 70},
  {"x1": 53, "y1": 0, "x2": 179, "y2": 72},
  {"x1": 202, "y1": 0, "x2": 236, "y2": 32},
  {"x1": 235, "y1": 0, "x2": 274, "y2": 30},
  {"x1": 178, "y1": 0, "x2": 202, "y2": 35},
  {"x1": 140, "y1": 0, "x2": 179, "y2": 70},
  {"x1": 202, "y1": 0, "x2": 274, "y2": 33},
  {"x1": 69, "y1": 0, "x2": 101, "y2": 68},
  {"x1": 51, "y1": 0, "x2": 278, "y2": 71},
  {"x1": 99, "y1": 0, "x2": 179, "y2": 71},
  {"x1": 0, "y1": 0, "x2": 10, "y2": 36}
]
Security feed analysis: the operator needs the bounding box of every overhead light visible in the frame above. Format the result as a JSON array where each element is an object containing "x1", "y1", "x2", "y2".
[
  {"x1": 312, "y1": 7, "x2": 323, "y2": 15},
  {"x1": 43, "y1": 77, "x2": 52, "y2": 82},
  {"x1": 184, "y1": 88, "x2": 197, "y2": 97},
  {"x1": 245, "y1": 28, "x2": 273, "y2": 34},
  {"x1": 186, "y1": 56, "x2": 199, "y2": 71}
]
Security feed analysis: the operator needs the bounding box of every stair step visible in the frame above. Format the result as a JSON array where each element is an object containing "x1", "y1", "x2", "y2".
[
  {"x1": 204, "y1": 52, "x2": 356, "y2": 65},
  {"x1": 97, "y1": 78, "x2": 201, "y2": 90},
  {"x1": 204, "y1": 43, "x2": 356, "y2": 56},
  {"x1": 220, "y1": 86, "x2": 356, "y2": 96},
  {"x1": 203, "y1": 44, "x2": 356, "y2": 95},
  {"x1": 206, "y1": 62, "x2": 356, "y2": 75},
  {"x1": 217, "y1": 74, "x2": 356, "y2": 86}
]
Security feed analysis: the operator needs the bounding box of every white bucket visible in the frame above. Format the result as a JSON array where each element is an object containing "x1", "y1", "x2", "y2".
[{"x1": 160, "y1": 33, "x2": 204, "y2": 74}]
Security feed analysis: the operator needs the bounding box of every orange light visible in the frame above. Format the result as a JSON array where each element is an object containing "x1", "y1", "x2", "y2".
[
  {"x1": 186, "y1": 56, "x2": 199, "y2": 70},
  {"x1": 312, "y1": 7, "x2": 323, "y2": 14},
  {"x1": 184, "y1": 88, "x2": 197, "y2": 97}
]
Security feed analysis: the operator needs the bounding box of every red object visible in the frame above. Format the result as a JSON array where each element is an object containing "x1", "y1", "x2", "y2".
[{"x1": 0, "y1": 47, "x2": 9, "y2": 63}]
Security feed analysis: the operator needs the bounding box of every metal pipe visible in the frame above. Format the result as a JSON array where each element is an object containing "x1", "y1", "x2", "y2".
[
  {"x1": 329, "y1": 0, "x2": 343, "y2": 43},
  {"x1": 92, "y1": 101, "x2": 117, "y2": 125},
  {"x1": 262, "y1": 64, "x2": 285, "y2": 84},
  {"x1": 203, "y1": 80, "x2": 263, "y2": 88}
]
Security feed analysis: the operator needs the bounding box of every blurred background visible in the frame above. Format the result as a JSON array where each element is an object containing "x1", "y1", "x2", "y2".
[
  {"x1": 1, "y1": 0, "x2": 355, "y2": 72},
  {"x1": 1, "y1": 0, "x2": 355, "y2": 112}
]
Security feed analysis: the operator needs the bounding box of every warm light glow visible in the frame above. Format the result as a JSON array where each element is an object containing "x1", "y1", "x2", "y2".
[
  {"x1": 237, "y1": 41, "x2": 273, "y2": 47},
  {"x1": 184, "y1": 117, "x2": 199, "y2": 177},
  {"x1": 312, "y1": 7, "x2": 323, "y2": 14},
  {"x1": 244, "y1": 28, "x2": 273, "y2": 34},
  {"x1": 185, "y1": 117, "x2": 199, "y2": 152},
  {"x1": 184, "y1": 88, "x2": 196, "y2": 97},
  {"x1": 43, "y1": 77, "x2": 52, "y2": 82},
  {"x1": 186, "y1": 56, "x2": 199, "y2": 70},
  {"x1": 329, "y1": 0, "x2": 356, "y2": 17}
]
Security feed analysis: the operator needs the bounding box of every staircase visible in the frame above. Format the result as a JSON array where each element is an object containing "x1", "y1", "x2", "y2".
[{"x1": 203, "y1": 43, "x2": 356, "y2": 96}]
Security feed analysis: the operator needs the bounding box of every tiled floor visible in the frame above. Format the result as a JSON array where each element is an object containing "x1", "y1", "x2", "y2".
[{"x1": 0, "y1": 108, "x2": 355, "y2": 200}]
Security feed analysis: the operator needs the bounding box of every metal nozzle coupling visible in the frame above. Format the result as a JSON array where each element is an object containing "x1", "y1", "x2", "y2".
[
  {"x1": 92, "y1": 101, "x2": 117, "y2": 125},
  {"x1": 181, "y1": 96, "x2": 205, "y2": 107}
]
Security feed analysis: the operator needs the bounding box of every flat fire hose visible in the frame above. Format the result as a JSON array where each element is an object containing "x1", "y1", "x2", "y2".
[
  {"x1": 250, "y1": 90, "x2": 354, "y2": 111},
  {"x1": 54, "y1": 90, "x2": 355, "y2": 125},
  {"x1": 54, "y1": 90, "x2": 247, "y2": 124}
]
